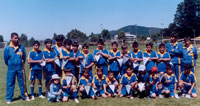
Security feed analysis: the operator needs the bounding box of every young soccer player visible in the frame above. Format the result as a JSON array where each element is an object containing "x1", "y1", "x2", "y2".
[
  {"x1": 108, "y1": 41, "x2": 121, "y2": 79},
  {"x1": 149, "y1": 67, "x2": 163, "y2": 98},
  {"x1": 130, "y1": 42, "x2": 143, "y2": 73},
  {"x1": 163, "y1": 63, "x2": 178, "y2": 98},
  {"x1": 106, "y1": 71, "x2": 119, "y2": 97},
  {"x1": 28, "y1": 41, "x2": 45, "y2": 100},
  {"x1": 182, "y1": 37, "x2": 198, "y2": 73},
  {"x1": 179, "y1": 64, "x2": 197, "y2": 98},
  {"x1": 52, "y1": 35, "x2": 65, "y2": 77},
  {"x1": 93, "y1": 39, "x2": 109, "y2": 76},
  {"x1": 72, "y1": 41, "x2": 81, "y2": 80},
  {"x1": 120, "y1": 44, "x2": 131, "y2": 76},
  {"x1": 48, "y1": 74, "x2": 62, "y2": 102},
  {"x1": 92, "y1": 67, "x2": 108, "y2": 98},
  {"x1": 62, "y1": 68, "x2": 79, "y2": 103},
  {"x1": 77, "y1": 43, "x2": 95, "y2": 78},
  {"x1": 60, "y1": 39, "x2": 75, "y2": 76},
  {"x1": 143, "y1": 43, "x2": 158, "y2": 74},
  {"x1": 157, "y1": 43, "x2": 171, "y2": 74},
  {"x1": 43, "y1": 39, "x2": 57, "y2": 92},
  {"x1": 79, "y1": 68, "x2": 97, "y2": 99}
]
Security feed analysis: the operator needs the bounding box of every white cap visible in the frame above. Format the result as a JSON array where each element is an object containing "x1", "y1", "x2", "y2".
[
  {"x1": 51, "y1": 74, "x2": 60, "y2": 80},
  {"x1": 139, "y1": 65, "x2": 146, "y2": 72}
]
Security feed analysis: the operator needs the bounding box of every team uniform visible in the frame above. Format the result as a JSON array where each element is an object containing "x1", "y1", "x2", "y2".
[
  {"x1": 4, "y1": 42, "x2": 29, "y2": 102},
  {"x1": 108, "y1": 50, "x2": 121, "y2": 78},
  {"x1": 73, "y1": 50, "x2": 81, "y2": 80},
  {"x1": 92, "y1": 75, "x2": 107, "y2": 96},
  {"x1": 137, "y1": 73, "x2": 149, "y2": 83},
  {"x1": 52, "y1": 44, "x2": 63, "y2": 77},
  {"x1": 157, "y1": 52, "x2": 170, "y2": 73},
  {"x1": 78, "y1": 52, "x2": 95, "y2": 78},
  {"x1": 166, "y1": 42, "x2": 183, "y2": 82},
  {"x1": 129, "y1": 50, "x2": 143, "y2": 73},
  {"x1": 163, "y1": 73, "x2": 177, "y2": 96},
  {"x1": 143, "y1": 50, "x2": 157, "y2": 73},
  {"x1": 120, "y1": 52, "x2": 132, "y2": 76},
  {"x1": 43, "y1": 48, "x2": 57, "y2": 82},
  {"x1": 180, "y1": 72, "x2": 197, "y2": 94},
  {"x1": 78, "y1": 76, "x2": 94, "y2": 97},
  {"x1": 149, "y1": 75, "x2": 162, "y2": 96},
  {"x1": 182, "y1": 44, "x2": 198, "y2": 73},
  {"x1": 48, "y1": 83, "x2": 62, "y2": 102},
  {"x1": 93, "y1": 48, "x2": 109, "y2": 76},
  {"x1": 106, "y1": 77, "x2": 118, "y2": 94},
  {"x1": 28, "y1": 49, "x2": 43, "y2": 96},
  {"x1": 120, "y1": 73, "x2": 137, "y2": 96}
]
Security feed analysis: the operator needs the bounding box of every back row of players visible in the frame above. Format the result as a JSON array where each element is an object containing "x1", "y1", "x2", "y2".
[{"x1": 28, "y1": 34, "x2": 198, "y2": 102}]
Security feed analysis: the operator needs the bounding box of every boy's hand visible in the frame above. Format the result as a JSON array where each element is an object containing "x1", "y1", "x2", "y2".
[
  {"x1": 187, "y1": 83, "x2": 192, "y2": 86},
  {"x1": 57, "y1": 90, "x2": 62, "y2": 95},
  {"x1": 87, "y1": 83, "x2": 92, "y2": 86},
  {"x1": 39, "y1": 59, "x2": 43, "y2": 63},
  {"x1": 93, "y1": 85, "x2": 97, "y2": 89},
  {"x1": 148, "y1": 58, "x2": 152, "y2": 61},
  {"x1": 79, "y1": 56, "x2": 83, "y2": 59},
  {"x1": 188, "y1": 90, "x2": 192, "y2": 94}
]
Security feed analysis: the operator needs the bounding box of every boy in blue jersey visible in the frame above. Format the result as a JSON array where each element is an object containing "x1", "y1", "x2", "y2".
[
  {"x1": 79, "y1": 68, "x2": 97, "y2": 99},
  {"x1": 108, "y1": 41, "x2": 121, "y2": 79},
  {"x1": 179, "y1": 64, "x2": 197, "y2": 98},
  {"x1": 166, "y1": 33, "x2": 183, "y2": 84},
  {"x1": 92, "y1": 67, "x2": 108, "y2": 98},
  {"x1": 72, "y1": 41, "x2": 81, "y2": 80},
  {"x1": 163, "y1": 63, "x2": 178, "y2": 98},
  {"x1": 28, "y1": 41, "x2": 45, "y2": 100},
  {"x1": 182, "y1": 37, "x2": 198, "y2": 73},
  {"x1": 157, "y1": 43, "x2": 171, "y2": 74},
  {"x1": 43, "y1": 39, "x2": 57, "y2": 92},
  {"x1": 77, "y1": 43, "x2": 95, "y2": 78},
  {"x1": 93, "y1": 39, "x2": 109, "y2": 76},
  {"x1": 4, "y1": 33, "x2": 29, "y2": 104},
  {"x1": 143, "y1": 43, "x2": 158, "y2": 74},
  {"x1": 60, "y1": 39, "x2": 75, "y2": 77},
  {"x1": 118, "y1": 65, "x2": 137, "y2": 99},
  {"x1": 105, "y1": 71, "x2": 119, "y2": 97},
  {"x1": 62, "y1": 68, "x2": 79, "y2": 103},
  {"x1": 120, "y1": 44, "x2": 131, "y2": 76},
  {"x1": 52, "y1": 35, "x2": 65, "y2": 77},
  {"x1": 130, "y1": 42, "x2": 143, "y2": 73}
]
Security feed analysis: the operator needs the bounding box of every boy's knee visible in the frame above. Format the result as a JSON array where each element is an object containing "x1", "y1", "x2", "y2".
[
  {"x1": 62, "y1": 96, "x2": 69, "y2": 102},
  {"x1": 79, "y1": 87, "x2": 84, "y2": 92},
  {"x1": 165, "y1": 90, "x2": 170, "y2": 94},
  {"x1": 179, "y1": 82, "x2": 183, "y2": 88},
  {"x1": 192, "y1": 93, "x2": 197, "y2": 98},
  {"x1": 151, "y1": 93, "x2": 156, "y2": 98}
]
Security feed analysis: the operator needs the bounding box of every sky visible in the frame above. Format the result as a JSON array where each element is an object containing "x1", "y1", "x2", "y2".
[{"x1": 0, "y1": 0, "x2": 183, "y2": 41}]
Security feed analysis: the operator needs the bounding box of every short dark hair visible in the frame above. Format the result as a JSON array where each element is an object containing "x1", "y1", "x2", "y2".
[
  {"x1": 121, "y1": 44, "x2": 127, "y2": 49},
  {"x1": 111, "y1": 41, "x2": 118, "y2": 46},
  {"x1": 63, "y1": 68, "x2": 72, "y2": 72},
  {"x1": 126, "y1": 65, "x2": 133, "y2": 71},
  {"x1": 108, "y1": 71, "x2": 114, "y2": 75},
  {"x1": 146, "y1": 42, "x2": 153, "y2": 47},
  {"x1": 64, "y1": 39, "x2": 72, "y2": 46},
  {"x1": 166, "y1": 63, "x2": 172, "y2": 70},
  {"x1": 98, "y1": 39, "x2": 104, "y2": 45},
  {"x1": 11, "y1": 32, "x2": 19, "y2": 38},
  {"x1": 83, "y1": 68, "x2": 89, "y2": 74},
  {"x1": 132, "y1": 42, "x2": 138, "y2": 47},
  {"x1": 32, "y1": 40, "x2": 40, "y2": 46},
  {"x1": 185, "y1": 64, "x2": 192, "y2": 70},
  {"x1": 159, "y1": 43, "x2": 165, "y2": 49},
  {"x1": 82, "y1": 43, "x2": 89, "y2": 49},
  {"x1": 171, "y1": 32, "x2": 178, "y2": 39},
  {"x1": 72, "y1": 41, "x2": 79, "y2": 47},
  {"x1": 184, "y1": 36, "x2": 191, "y2": 42},
  {"x1": 97, "y1": 67, "x2": 103, "y2": 72},
  {"x1": 44, "y1": 39, "x2": 52, "y2": 45},
  {"x1": 55, "y1": 35, "x2": 65, "y2": 42}
]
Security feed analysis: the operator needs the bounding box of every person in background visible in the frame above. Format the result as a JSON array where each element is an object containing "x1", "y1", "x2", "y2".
[{"x1": 72, "y1": 41, "x2": 81, "y2": 80}]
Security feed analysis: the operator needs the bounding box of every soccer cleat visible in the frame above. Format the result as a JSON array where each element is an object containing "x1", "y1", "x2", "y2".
[
  {"x1": 39, "y1": 95, "x2": 45, "y2": 99},
  {"x1": 74, "y1": 98, "x2": 79, "y2": 103},
  {"x1": 25, "y1": 97, "x2": 30, "y2": 102},
  {"x1": 6, "y1": 101, "x2": 11, "y2": 104},
  {"x1": 185, "y1": 94, "x2": 191, "y2": 99},
  {"x1": 175, "y1": 93, "x2": 180, "y2": 99},
  {"x1": 159, "y1": 95, "x2": 163, "y2": 98},
  {"x1": 130, "y1": 96, "x2": 134, "y2": 99}
]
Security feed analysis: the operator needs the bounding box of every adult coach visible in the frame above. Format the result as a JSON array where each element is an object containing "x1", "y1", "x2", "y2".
[{"x1": 4, "y1": 33, "x2": 30, "y2": 104}]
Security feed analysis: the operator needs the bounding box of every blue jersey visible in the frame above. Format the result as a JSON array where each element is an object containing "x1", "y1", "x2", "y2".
[
  {"x1": 108, "y1": 49, "x2": 121, "y2": 72},
  {"x1": 182, "y1": 44, "x2": 198, "y2": 66},
  {"x1": 137, "y1": 73, "x2": 149, "y2": 83},
  {"x1": 60, "y1": 48, "x2": 74, "y2": 70},
  {"x1": 92, "y1": 75, "x2": 107, "y2": 89},
  {"x1": 106, "y1": 77, "x2": 117, "y2": 84},
  {"x1": 120, "y1": 52, "x2": 132, "y2": 75},
  {"x1": 143, "y1": 50, "x2": 157, "y2": 72},
  {"x1": 52, "y1": 44, "x2": 63, "y2": 66},
  {"x1": 93, "y1": 48, "x2": 108, "y2": 65},
  {"x1": 166, "y1": 42, "x2": 183, "y2": 65},
  {"x1": 129, "y1": 50, "x2": 143, "y2": 64},
  {"x1": 120, "y1": 73, "x2": 137, "y2": 85},
  {"x1": 180, "y1": 72, "x2": 196, "y2": 87},
  {"x1": 4, "y1": 42, "x2": 26, "y2": 71},
  {"x1": 163, "y1": 73, "x2": 177, "y2": 88},
  {"x1": 62, "y1": 75, "x2": 76, "y2": 86},
  {"x1": 28, "y1": 49, "x2": 43, "y2": 71},
  {"x1": 78, "y1": 76, "x2": 93, "y2": 86},
  {"x1": 157, "y1": 52, "x2": 170, "y2": 73},
  {"x1": 43, "y1": 48, "x2": 56, "y2": 72}
]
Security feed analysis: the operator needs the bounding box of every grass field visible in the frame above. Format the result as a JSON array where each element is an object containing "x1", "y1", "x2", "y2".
[{"x1": 1, "y1": 44, "x2": 200, "y2": 106}]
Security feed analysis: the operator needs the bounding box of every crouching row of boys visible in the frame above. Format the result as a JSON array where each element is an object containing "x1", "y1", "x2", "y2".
[{"x1": 48, "y1": 63, "x2": 197, "y2": 103}]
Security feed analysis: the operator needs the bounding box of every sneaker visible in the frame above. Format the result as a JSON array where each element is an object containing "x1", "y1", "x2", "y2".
[
  {"x1": 159, "y1": 95, "x2": 163, "y2": 98},
  {"x1": 39, "y1": 95, "x2": 45, "y2": 99},
  {"x1": 181, "y1": 94, "x2": 186, "y2": 98},
  {"x1": 74, "y1": 98, "x2": 79, "y2": 103},
  {"x1": 185, "y1": 94, "x2": 191, "y2": 99},
  {"x1": 25, "y1": 97, "x2": 30, "y2": 102},
  {"x1": 6, "y1": 101, "x2": 11, "y2": 104},
  {"x1": 56, "y1": 99, "x2": 60, "y2": 102},
  {"x1": 130, "y1": 96, "x2": 134, "y2": 99},
  {"x1": 175, "y1": 93, "x2": 180, "y2": 99},
  {"x1": 31, "y1": 96, "x2": 35, "y2": 100}
]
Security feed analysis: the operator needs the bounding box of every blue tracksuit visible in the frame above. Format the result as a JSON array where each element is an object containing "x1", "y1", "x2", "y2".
[
  {"x1": 182, "y1": 44, "x2": 198, "y2": 73},
  {"x1": 4, "y1": 42, "x2": 29, "y2": 102},
  {"x1": 157, "y1": 52, "x2": 170, "y2": 73},
  {"x1": 52, "y1": 44, "x2": 63, "y2": 76}
]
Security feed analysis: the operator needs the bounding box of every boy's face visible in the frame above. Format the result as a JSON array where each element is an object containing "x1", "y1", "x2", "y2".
[
  {"x1": 53, "y1": 79, "x2": 59, "y2": 85},
  {"x1": 122, "y1": 48, "x2": 127, "y2": 54},
  {"x1": 126, "y1": 68, "x2": 132, "y2": 76},
  {"x1": 98, "y1": 43, "x2": 103, "y2": 50},
  {"x1": 65, "y1": 71, "x2": 71, "y2": 75},
  {"x1": 65, "y1": 44, "x2": 71, "y2": 50},
  {"x1": 11, "y1": 35, "x2": 19, "y2": 44},
  {"x1": 139, "y1": 71, "x2": 145, "y2": 75},
  {"x1": 83, "y1": 71, "x2": 89, "y2": 78},
  {"x1": 184, "y1": 68, "x2": 190, "y2": 75},
  {"x1": 97, "y1": 70, "x2": 103, "y2": 77},
  {"x1": 83, "y1": 47, "x2": 89, "y2": 54},
  {"x1": 72, "y1": 46, "x2": 78, "y2": 52},
  {"x1": 133, "y1": 46, "x2": 138, "y2": 52},
  {"x1": 152, "y1": 71, "x2": 157, "y2": 75},
  {"x1": 170, "y1": 36, "x2": 176, "y2": 43},
  {"x1": 112, "y1": 44, "x2": 118, "y2": 51},
  {"x1": 46, "y1": 42, "x2": 52, "y2": 49},
  {"x1": 167, "y1": 68, "x2": 172, "y2": 75},
  {"x1": 108, "y1": 73, "x2": 114, "y2": 79},
  {"x1": 33, "y1": 44, "x2": 40, "y2": 51},
  {"x1": 146, "y1": 45, "x2": 152, "y2": 52},
  {"x1": 57, "y1": 40, "x2": 62, "y2": 47},
  {"x1": 185, "y1": 40, "x2": 191, "y2": 47},
  {"x1": 159, "y1": 47, "x2": 165, "y2": 53}
]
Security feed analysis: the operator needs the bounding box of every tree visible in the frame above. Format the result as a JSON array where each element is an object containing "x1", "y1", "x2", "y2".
[
  {"x1": 117, "y1": 31, "x2": 126, "y2": 41},
  {"x1": 101, "y1": 29, "x2": 111, "y2": 41},
  {"x1": 28, "y1": 37, "x2": 35, "y2": 46},
  {"x1": 67, "y1": 29, "x2": 88, "y2": 43},
  {"x1": 0, "y1": 35, "x2": 4, "y2": 42},
  {"x1": 89, "y1": 32, "x2": 100, "y2": 42},
  {"x1": 19, "y1": 34, "x2": 28, "y2": 47}
]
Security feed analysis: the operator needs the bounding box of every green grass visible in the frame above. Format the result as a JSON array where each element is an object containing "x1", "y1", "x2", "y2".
[{"x1": 0, "y1": 44, "x2": 200, "y2": 106}]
